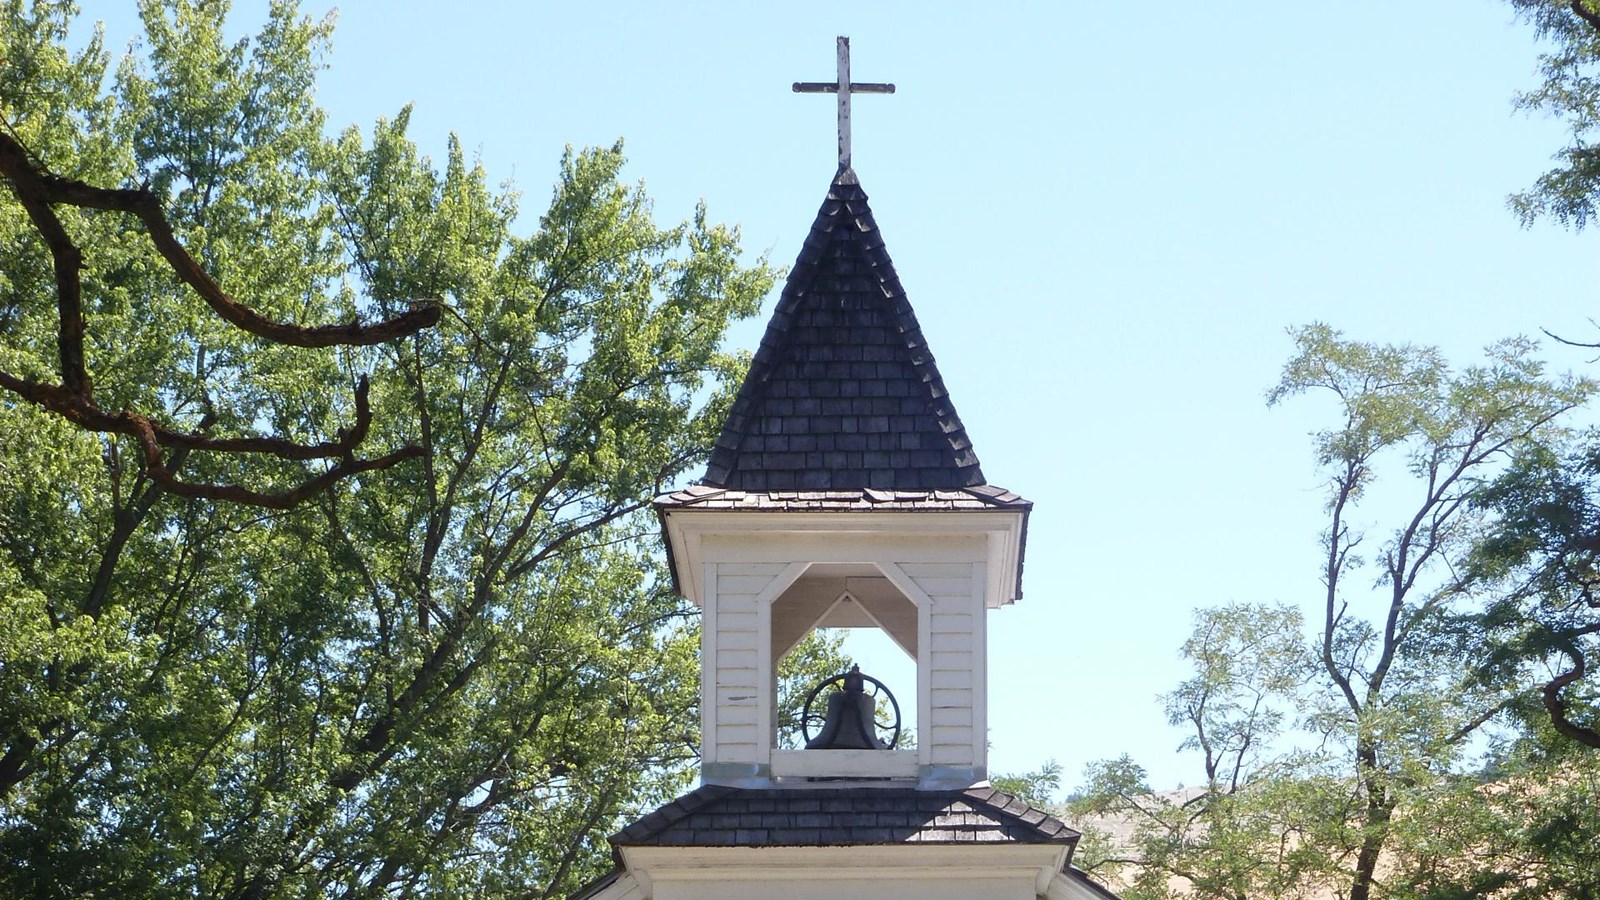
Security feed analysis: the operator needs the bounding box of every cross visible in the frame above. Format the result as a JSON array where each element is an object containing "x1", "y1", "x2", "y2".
[{"x1": 793, "y1": 36, "x2": 895, "y2": 171}]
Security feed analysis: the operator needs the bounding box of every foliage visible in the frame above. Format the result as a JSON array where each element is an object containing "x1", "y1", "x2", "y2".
[
  {"x1": 1073, "y1": 326, "x2": 1594, "y2": 900},
  {"x1": 0, "y1": 1, "x2": 814, "y2": 896},
  {"x1": 1506, "y1": 0, "x2": 1600, "y2": 228},
  {"x1": 1470, "y1": 438, "x2": 1600, "y2": 749},
  {"x1": 992, "y1": 758, "x2": 1062, "y2": 807}
]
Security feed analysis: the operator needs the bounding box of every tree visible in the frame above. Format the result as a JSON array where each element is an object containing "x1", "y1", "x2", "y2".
[
  {"x1": 0, "y1": 2, "x2": 837, "y2": 896},
  {"x1": 1470, "y1": 439, "x2": 1600, "y2": 749},
  {"x1": 1506, "y1": 0, "x2": 1600, "y2": 228},
  {"x1": 1073, "y1": 325, "x2": 1594, "y2": 900},
  {"x1": 992, "y1": 758, "x2": 1063, "y2": 807}
]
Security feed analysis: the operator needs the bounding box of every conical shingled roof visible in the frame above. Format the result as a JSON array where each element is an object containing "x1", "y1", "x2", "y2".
[{"x1": 702, "y1": 167, "x2": 984, "y2": 492}]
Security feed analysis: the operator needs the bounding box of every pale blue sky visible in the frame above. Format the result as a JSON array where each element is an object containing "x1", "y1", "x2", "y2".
[{"x1": 82, "y1": 0, "x2": 1600, "y2": 792}]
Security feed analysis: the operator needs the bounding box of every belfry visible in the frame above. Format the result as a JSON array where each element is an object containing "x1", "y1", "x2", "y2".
[{"x1": 575, "y1": 37, "x2": 1117, "y2": 900}]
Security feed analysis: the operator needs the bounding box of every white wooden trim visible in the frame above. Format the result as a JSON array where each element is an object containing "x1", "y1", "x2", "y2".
[
  {"x1": 701, "y1": 561, "x2": 718, "y2": 763},
  {"x1": 756, "y1": 590, "x2": 772, "y2": 759},
  {"x1": 770, "y1": 749, "x2": 918, "y2": 778},
  {"x1": 751, "y1": 561, "x2": 810, "y2": 608},
  {"x1": 751, "y1": 561, "x2": 808, "y2": 764},
  {"x1": 623, "y1": 843, "x2": 1068, "y2": 880},
  {"x1": 777, "y1": 586, "x2": 855, "y2": 660},
  {"x1": 661, "y1": 507, "x2": 1026, "y2": 606},
  {"x1": 670, "y1": 509, "x2": 1023, "y2": 533},
  {"x1": 971, "y1": 560, "x2": 988, "y2": 771},
  {"x1": 878, "y1": 561, "x2": 934, "y2": 767},
  {"x1": 820, "y1": 588, "x2": 917, "y2": 660}
]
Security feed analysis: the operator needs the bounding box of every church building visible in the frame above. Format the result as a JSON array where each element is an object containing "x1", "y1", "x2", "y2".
[{"x1": 574, "y1": 38, "x2": 1119, "y2": 900}]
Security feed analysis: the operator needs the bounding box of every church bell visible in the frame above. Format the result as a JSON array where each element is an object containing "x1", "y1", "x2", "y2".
[{"x1": 803, "y1": 665, "x2": 896, "y2": 751}]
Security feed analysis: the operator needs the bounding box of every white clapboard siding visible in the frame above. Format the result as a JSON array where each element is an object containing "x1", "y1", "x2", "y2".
[
  {"x1": 709, "y1": 562, "x2": 790, "y2": 763},
  {"x1": 904, "y1": 561, "x2": 981, "y2": 769}
]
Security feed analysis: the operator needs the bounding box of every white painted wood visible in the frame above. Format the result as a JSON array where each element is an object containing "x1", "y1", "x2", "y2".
[
  {"x1": 770, "y1": 579, "x2": 846, "y2": 659},
  {"x1": 660, "y1": 507, "x2": 1026, "y2": 607},
  {"x1": 755, "y1": 571, "x2": 774, "y2": 760},
  {"x1": 930, "y1": 741, "x2": 975, "y2": 765},
  {"x1": 897, "y1": 560, "x2": 979, "y2": 772},
  {"x1": 717, "y1": 573, "x2": 788, "y2": 595},
  {"x1": 716, "y1": 611, "x2": 756, "y2": 633},
  {"x1": 937, "y1": 725, "x2": 975, "y2": 746},
  {"x1": 769, "y1": 748, "x2": 918, "y2": 778},
  {"x1": 971, "y1": 560, "x2": 989, "y2": 770},
  {"x1": 718, "y1": 561, "x2": 791, "y2": 576},
  {"x1": 839, "y1": 585, "x2": 916, "y2": 658},
  {"x1": 1048, "y1": 870, "x2": 1123, "y2": 900},
  {"x1": 930, "y1": 688, "x2": 971, "y2": 709},
  {"x1": 877, "y1": 561, "x2": 936, "y2": 768},
  {"x1": 901, "y1": 576, "x2": 972, "y2": 597},
  {"x1": 917, "y1": 569, "x2": 932, "y2": 768},
  {"x1": 931, "y1": 650, "x2": 973, "y2": 670},
  {"x1": 715, "y1": 687, "x2": 758, "y2": 707},
  {"x1": 700, "y1": 561, "x2": 717, "y2": 764},
  {"x1": 928, "y1": 670, "x2": 971, "y2": 690},
  {"x1": 707, "y1": 532, "x2": 988, "y2": 565},
  {"x1": 726, "y1": 632, "x2": 762, "y2": 662},
  {"x1": 666, "y1": 504, "x2": 1027, "y2": 784},
  {"x1": 703, "y1": 561, "x2": 807, "y2": 768},
  {"x1": 626, "y1": 843, "x2": 1068, "y2": 900},
  {"x1": 718, "y1": 724, "x2": 759, "y2": 745},
  {"x1": 899, "y1": 562, "x2": 970, "y2": 578},
  {"x1": 578, "y1": 872, "x2": 644, "y2": 900}
]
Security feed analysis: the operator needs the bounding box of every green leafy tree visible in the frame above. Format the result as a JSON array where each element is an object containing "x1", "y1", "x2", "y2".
[
  {"x1": 1470, "y1": 439, "x2": 1600, "y2": 749},
  {"x1": 992, "y1": 758, "x2": 1062, "y2": 807},
  {"x1": 1506, "y1": 0, "x2": 1600, "y2": 228},
  {"x1": 0, "y1": 2, "x2": 838, "y2": 896},
  {"x1": 1074, "y1": 326, "x2": 1594, "y2": 900}
]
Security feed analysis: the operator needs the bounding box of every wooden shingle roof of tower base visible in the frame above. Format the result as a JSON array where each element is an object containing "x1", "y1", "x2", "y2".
[{"x1": 611, "y1": 784, "x2": 1079, "y2": 848}]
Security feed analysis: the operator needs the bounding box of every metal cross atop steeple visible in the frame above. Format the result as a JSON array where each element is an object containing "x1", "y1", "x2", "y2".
[{"x1": 793, "y1": 36, "x2": 895, "y2": 170}]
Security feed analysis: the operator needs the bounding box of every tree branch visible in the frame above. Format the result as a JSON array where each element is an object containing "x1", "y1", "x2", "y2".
[
  {"x1": 1572, "y1": 0, "x2": 1600, "y2": 34},
  {"x1": 1542, "y1": 634, "x2": 1600, "y2": 749},
  {"x1": 0, "y1": 130, "x2": 438, "y2": 509}
]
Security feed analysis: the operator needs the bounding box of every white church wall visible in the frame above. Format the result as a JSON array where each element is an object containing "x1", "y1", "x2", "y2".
[
  {"x1": 901, "y1": 561, "x2": 986, "y2": 770},
  {"x1": 653, "y1": 874, "x2": 1039, "y2": 900},
  {"x1": 706, "y1": 561, "x2": 797, "y2": 764},
  {"x1": 683, "y1": 518, "x2": 1013, "y2": 785},
  {"x1": 620, "y1": 844, "x2": 1068, "y2": 900}
]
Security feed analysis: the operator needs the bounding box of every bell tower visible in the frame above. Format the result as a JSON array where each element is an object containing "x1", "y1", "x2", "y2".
[
  {"x1": 655, "y1": 175, "x2": 1031, "y2": 783},
  {"x1": 575, "y1": 38, "x2": 1116, "y2": 900}
]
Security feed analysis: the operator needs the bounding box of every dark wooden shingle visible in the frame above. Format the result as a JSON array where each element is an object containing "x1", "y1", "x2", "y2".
[
  {"x1": 610, "y1": 785, "x2": 1079, "y2": 848},
  {"x1": 703, "y1": 167, "x2": 986, "y2": 491}
]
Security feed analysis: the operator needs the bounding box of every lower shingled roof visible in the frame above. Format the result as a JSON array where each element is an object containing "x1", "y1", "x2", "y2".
[{"x1": 611, "y1": 785, "x2": 1078, "y2": 848}]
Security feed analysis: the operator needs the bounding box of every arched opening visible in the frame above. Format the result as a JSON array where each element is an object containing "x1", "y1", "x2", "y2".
[{"x1": 769, "y1": 563, "x2": 920, "y2": 771}]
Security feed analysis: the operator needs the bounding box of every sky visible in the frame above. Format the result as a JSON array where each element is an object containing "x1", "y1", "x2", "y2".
[{"x1": 79, "y1": 0, "x2": 1600, "y2": 793}]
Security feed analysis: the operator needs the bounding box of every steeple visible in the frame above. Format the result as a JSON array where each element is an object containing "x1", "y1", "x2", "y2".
[
  {"x1": 701, "y1": 168, "x2": 986, "y2": 492},
  {"x1": 655, "y1": 157, "x2": 1032, "y2": 791},
  {"x1": 570, "y1": 36, "x2": 1121, "y2": 900}
]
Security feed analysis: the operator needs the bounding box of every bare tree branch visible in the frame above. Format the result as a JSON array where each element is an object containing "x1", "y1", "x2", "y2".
[{"x1": 0, "y1": 130, "x2": 438, "y2": 508}]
